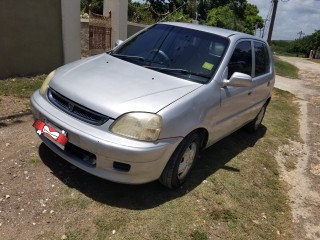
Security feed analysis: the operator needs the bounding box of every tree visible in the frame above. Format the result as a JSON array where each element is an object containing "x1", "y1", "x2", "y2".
[
  {"x1": 81, "y1": 0, "x2": 103, "y2": 14},
  {"x1": 288, "y1": 30, "x2": 320, "y2": 57},
  {"x1": 206, "y1": 1, "x2": 263, "y2": 34},
  {"x1": 84, "y1": 0, "x2": 264, "y2": 34},
  {"x1": 128, "y1": 0, "x2": 154, "y2": 24}
]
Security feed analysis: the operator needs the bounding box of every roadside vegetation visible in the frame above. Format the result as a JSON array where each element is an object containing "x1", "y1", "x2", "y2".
[
  {"x1": 0, "y1": 75, "x2": 45, "y2": 98},
  {"x1": 308, "y1": 58, "x2": 320, "y2": 64},
  {"x1": 1, "y1": 75, "x2": 300, "y2": 239},
  {"x1": 274, "y1": 56, "x2": 299, "y2": 79},
  {"x1": 271, "y1": 30, "x2": 320, "y2": 58}
]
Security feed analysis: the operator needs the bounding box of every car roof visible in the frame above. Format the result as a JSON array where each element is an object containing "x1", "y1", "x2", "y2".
[{"x1": 158, "y1": 22, "x2": 266, "y2": 43}]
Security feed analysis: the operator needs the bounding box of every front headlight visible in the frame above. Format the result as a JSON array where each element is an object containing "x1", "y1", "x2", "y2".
[
  {"x1": 40, "y1": 70, "x2": 55, "y2": 95},
  {"x1": 110, "y1": 112, "x2": 162, "y2": 141}
]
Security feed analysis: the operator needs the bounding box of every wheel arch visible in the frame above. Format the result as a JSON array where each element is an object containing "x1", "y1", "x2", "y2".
[{"x1": 188, "y1": 127, "x2": 208, "y2": 150}]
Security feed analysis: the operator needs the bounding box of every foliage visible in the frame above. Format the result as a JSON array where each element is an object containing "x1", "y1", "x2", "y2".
[
  {"x1": 128, "y1": 0, "x2": 154, "y2": 24},
  {"x1": 287, "y1": 30, "x2": 320, "y2": 56},
  {"x1": 206, "y1": 2, "x2": 263, "y2": 34},
  {"x1": 82, "y1": 0, "x2": 264, "y2": 34},
  {"x1": 81, "y1": 0, "x2": 103, "y2": 15},
  {"x1": 274, "y1": 56, "x2": 299, "y2": 79},
  {"x1": 271, "y1": 31, "x2": 320, "y2": 57}
]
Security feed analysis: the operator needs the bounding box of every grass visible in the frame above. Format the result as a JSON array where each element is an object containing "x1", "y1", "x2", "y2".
[
  {"x1": 0, "y1": 75, "x2": 46, "y2": 98},
  {"x1": 308, "y1": 58, "x2": 320, "y2": 64},
  {"x1": 2, "y1": 74, "x2": 299, "y2": 239},
  {"x1": 29, "y1": 157, "x2": 41, "y2": 164},
  {"x1": 270, "y1": 40, "x2": 305, "y2": 57},
  {"x1": 48, "y1": 89, "x2": 299, "y2": 240},
  {"x1": 274, "y1": 56, "x2": 299, "y2": 79}
]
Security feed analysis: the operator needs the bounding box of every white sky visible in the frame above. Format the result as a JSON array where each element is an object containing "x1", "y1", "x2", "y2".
[
  {"x1": 247, "y1": 0, "x2": 320, "y2": 40},
  {"x1": 133, "y1": 0, "x2": 320, "y2": 40}
]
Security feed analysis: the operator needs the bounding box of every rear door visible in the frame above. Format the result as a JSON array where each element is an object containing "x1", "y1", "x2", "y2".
[{"x1": 251, "y1": 41, "x2": 273, "y2": 111}]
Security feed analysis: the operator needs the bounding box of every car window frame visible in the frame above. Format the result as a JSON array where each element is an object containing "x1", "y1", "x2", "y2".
[
  {"x1": 252, "y1": 40, "x2": 271, "y2": 78},
  {"x1": 226, "y1": 39, "x2": 254, "y2": 79}
]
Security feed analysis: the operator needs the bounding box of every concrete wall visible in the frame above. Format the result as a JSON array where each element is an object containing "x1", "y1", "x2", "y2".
[
  {"x1": 0, "y1": 0, "x2": 80, "y2": 79},
  {"x1": 104, "y1": 0, "x2": 128, "y2": 46},
  {"x1": 127, "y1": 22, "x2": 149, "y2": 38},
  {"x1": 61, "y1": 0, "x2": 81, "y2": 64}
]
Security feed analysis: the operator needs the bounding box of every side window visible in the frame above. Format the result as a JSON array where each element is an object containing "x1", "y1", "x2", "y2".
[
  {"x1": 254, "y1": 41, "x2": 270, "y2": 77},
  {"x1": 228, "y1": 41, "x2": 252, "y2": 79}
]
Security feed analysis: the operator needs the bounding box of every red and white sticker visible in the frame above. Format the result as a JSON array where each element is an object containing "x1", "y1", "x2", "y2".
[{"x1": 33, "y1": 119, "x2": 68, "y2": 146}]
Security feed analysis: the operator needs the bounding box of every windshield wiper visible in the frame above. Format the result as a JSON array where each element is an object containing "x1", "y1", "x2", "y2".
[
  {"x1": 144, "y1": 66, "x2": 211, "y2": 79},
  {"x1": 111, "y1": 53, "x2": 145, "y2": 62}
]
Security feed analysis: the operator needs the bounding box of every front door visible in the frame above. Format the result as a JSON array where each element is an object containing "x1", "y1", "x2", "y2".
[{"x1": 214, "y1": 40, "x2": 255, "y2": 140}]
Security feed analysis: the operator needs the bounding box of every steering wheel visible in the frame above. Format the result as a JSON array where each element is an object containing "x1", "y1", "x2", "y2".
[{"x1": 149, "y1": 49, "x2": 170, "y2": 66}]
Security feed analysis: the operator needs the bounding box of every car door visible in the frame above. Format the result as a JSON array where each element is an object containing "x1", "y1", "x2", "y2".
[
  {"x1": 213, "y1": 40, "x2": 255, "y2": 141},
  {"x1": 251, "y1": 41, "x2": 273, "y2": 111}
]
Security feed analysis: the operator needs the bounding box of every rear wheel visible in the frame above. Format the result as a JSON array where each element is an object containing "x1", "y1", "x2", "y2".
[
  {"x1": 246, "y1": 104, "x2": 267, "y2": 132},
  {"x1": 159, "y1": 132, "x2": 201, "y2": 189}
]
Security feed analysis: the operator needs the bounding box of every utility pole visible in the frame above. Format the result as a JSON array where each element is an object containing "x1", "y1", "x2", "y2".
[
  {"x1": 267, "y1": 0, "x2": 278, "y2": 44},
  {"x1": 297, "y1": 31, "x2": 305, "y2": 39}
]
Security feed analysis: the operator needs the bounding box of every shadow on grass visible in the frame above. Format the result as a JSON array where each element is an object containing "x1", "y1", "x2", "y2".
[{"x1": 39, "y1": 125, "x2": 266, "y2": 210}]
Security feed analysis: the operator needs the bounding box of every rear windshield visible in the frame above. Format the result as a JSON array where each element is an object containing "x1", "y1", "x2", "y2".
[{"x1": 111, "y1": 24, "x2": 229, "y2": 83}]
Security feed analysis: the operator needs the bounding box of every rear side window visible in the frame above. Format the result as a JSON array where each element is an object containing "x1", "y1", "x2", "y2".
[
  {"x1": 228, "y1": 41, "x2": 252, "y2": 79},
  {"x1": 254, "y1": 42, "x2": 270, "y2": 77}
]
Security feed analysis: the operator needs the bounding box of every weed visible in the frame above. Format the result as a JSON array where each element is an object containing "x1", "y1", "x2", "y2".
[
  {"x1": 29, "y1": 157, "x2": 41, "y2": 164},
  {"x1": 0, "y1": 75, "x2": 46, "y2": 98},
  {"x1": 191, "y1": 230, "x2": 208, "y2": 240},
  {"x1": 59, "y1": 188, "x2": 91, "y2": 210}
]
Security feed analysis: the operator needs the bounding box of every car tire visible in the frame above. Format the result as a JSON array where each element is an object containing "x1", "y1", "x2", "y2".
[
  {"x1": 159, "y1": 132, "x2": 201, "y2": 189},
  {"x1": 246, "y1": 103, "x2": 267, "y2": 133}
]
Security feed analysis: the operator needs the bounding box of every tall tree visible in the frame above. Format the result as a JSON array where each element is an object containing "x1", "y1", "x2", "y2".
[{"x1": 206, "y1": 1, "x2": 263, "y2": 34}]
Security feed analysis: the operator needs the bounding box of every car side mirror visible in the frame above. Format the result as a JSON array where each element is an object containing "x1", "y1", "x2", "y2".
[
  {"x1": 115, "y1": 40, "x2": 123, "y2": 47},
  {"x1": 222, "y1": 72, "x2": 252, "y2": 87}
]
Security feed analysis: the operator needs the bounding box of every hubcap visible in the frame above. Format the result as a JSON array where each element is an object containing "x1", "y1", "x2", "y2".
[{"x1": 177, "y1": 142, "x2": 197, "y2": 180}]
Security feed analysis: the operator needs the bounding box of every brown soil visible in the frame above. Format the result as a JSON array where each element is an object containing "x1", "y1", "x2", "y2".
[{"x1": 275, "y1": 56, "x2": 320, "y2": 240}]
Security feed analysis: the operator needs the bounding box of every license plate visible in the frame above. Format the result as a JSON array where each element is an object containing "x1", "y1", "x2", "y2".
[{"x1": 33, "y1": 119, "x2": 68, "y2": 150}]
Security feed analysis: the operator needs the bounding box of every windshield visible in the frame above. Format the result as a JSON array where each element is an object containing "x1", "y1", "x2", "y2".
[{"x1": 111, "y1": 24, "x2": 229, "y2": 83}]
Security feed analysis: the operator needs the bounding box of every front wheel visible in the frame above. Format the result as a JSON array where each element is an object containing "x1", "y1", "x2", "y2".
[{"x1": 159, "y1": 132, "x2": 201, "y2": 189}]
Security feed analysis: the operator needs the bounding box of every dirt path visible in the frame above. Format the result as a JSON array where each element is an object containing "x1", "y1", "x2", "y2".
[{"x1": 274, "y1": 56, "x2": 320, "y2": 240}]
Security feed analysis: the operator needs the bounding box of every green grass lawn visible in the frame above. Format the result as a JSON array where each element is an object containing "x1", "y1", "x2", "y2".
[
  {"x1": 1, "y1": 76, "x2": 299, "y2": 239},
  {"x1": 274, "y1": 56, "x2": 299, "y2": 79}
]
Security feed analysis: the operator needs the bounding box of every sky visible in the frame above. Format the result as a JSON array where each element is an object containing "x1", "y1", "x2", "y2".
[
  {"x1": 247, "y1": 0, "x2": 320, "y2": 40},
  {"x1": 133, "y1": 0, "x2": 320, "y2": 40}
]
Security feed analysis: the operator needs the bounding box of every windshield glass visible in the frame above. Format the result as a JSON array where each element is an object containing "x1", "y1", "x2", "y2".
[{"x1": 111, "y1": 24, "x2": 229, "y2": 83}]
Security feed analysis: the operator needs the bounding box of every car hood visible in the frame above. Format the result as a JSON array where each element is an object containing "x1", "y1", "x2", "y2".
[{"x1": 50, "y1": 54, "x2": 202, "y2": 118}]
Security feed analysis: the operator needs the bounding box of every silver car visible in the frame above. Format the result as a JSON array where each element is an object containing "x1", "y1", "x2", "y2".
[{"x1": 31, "y1": 22, "x2": 274, "y2": 188}]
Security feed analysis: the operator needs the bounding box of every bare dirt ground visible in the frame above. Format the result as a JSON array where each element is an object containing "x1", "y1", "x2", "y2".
[{"x1": 274, "y1": 56, "x2": 320, "y2": 240}]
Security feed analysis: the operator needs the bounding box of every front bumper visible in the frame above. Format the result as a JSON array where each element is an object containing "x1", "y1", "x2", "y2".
[{"x1": 30, "y1": 90, "x2": 182, "y2": 184}]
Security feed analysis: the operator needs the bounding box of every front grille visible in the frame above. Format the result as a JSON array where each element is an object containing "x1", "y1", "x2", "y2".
[{"x1": 48, "y1": 88, "x2": 109, "y2": 125}]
